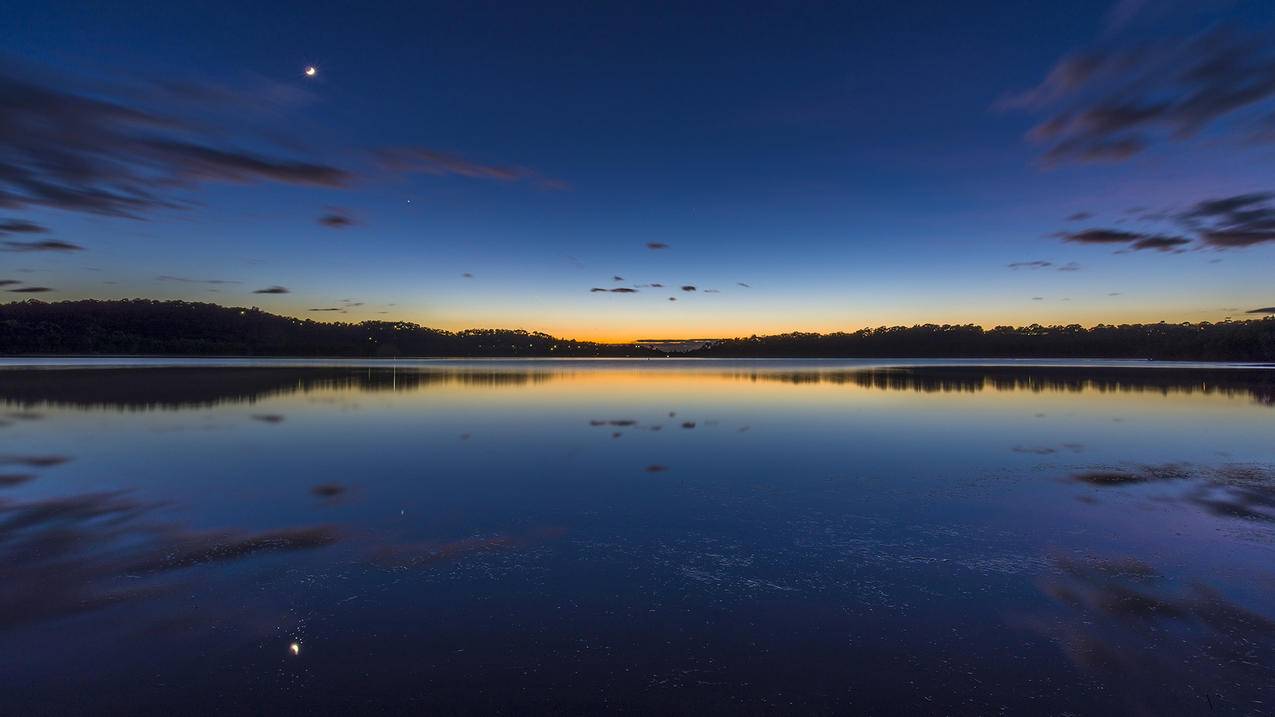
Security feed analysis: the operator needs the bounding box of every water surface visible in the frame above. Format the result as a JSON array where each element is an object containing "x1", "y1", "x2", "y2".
[{"x1": 2, "y1": 360, "x2": 1273, "y2": 714}]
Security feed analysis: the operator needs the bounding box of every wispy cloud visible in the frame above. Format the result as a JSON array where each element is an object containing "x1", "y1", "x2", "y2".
[
  {"x1": 646, "y1": 242, "x2": 670, "y2": 250},
  {"x1": 318, "y1": 209, "x2": 354, "y2": 228},
  {"x1": 0, "y1": 65, "x2": 352, "y2": 219},
  {"x1": 1179, "y1": 192, "x2": 1275, "y2": 248},
  {"x1": 1055, "y1": 228, "x2": 1191, "y2": 252},
  {"x1": 999, "y1": 26, "x2": 1275, "y2": 163},
  {"x1": 0, "y1": 219, "x2": 48, "y2": 235},
  {"x1": 252, "y1": 286, "x2": 289, "y2": 294},
  {"x1": 374, "y1": 147, "x2": 565, "y2": 190},
  {"x1": 1, "y1": 240, "x2": 84, "y2": 252}
]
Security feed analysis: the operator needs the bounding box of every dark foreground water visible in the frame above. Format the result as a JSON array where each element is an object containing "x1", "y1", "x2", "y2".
[{"x1": 1, "y1": 359, "x2": 1274, "y2": 715}]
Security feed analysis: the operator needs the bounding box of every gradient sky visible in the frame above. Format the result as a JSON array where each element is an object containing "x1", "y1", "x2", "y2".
[{"x1": 3, "y1": 0, "x2": 1275, "y2": 341}]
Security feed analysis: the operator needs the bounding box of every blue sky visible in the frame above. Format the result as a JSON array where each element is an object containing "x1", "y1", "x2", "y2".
[{"x1": 3, "y1": 0, "x2": 1274, "y2": 339}]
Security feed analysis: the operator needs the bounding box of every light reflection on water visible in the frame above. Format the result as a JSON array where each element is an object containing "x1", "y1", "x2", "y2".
[{"x1": 1, "y1": 360, "x2": 1273, "y2": 714}]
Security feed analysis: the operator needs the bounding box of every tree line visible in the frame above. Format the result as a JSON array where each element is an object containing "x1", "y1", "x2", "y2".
[
  {"x1": 687, "y1": 321, "x2": 1275, "y2": 361},
  {"x1": 1, "y1": 300, "x2": 1272, "y2": 360}
]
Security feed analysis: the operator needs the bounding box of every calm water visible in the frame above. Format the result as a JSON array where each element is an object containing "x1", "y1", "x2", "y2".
[{"x1": 2, "y1": 359, "x2": 1274, "y2": 715}]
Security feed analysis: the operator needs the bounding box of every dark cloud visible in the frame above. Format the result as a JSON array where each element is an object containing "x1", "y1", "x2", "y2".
[
  {"x1": 0, "y1": 66, "x2": 353, "y2": 219},
  {"x1": 737, "y1": 282, "x2": 751, "y2": 288},
  {"x1": 1056, "y1": 228, "x2": 1192, "y2": 252},
  {"x1": 668, "y1": 297, "x2": 677, "y2": 301},
  {"x1": 646, "y1": 242, "x2": 670, "y2": 250},
  {"x1": 612, "y1": 275, "x2": 624, "y2": 281},
  {"x1": 252, "y1": 286, "x2": 289, "y2": 294},
  {"x1": 0, "y1": 454, "x2": 70, "y2": 467},
  {"x1": 1001, "y1": 27, "x2": 1275, "y2": 163},
  {"x1": 1052, "y1": 191, "x2": 1275, "y2": 254},
  {"x1": 7, "y1": 286, "x2": 53, "y2": 293},
  {"x1": 703, "y1": 288, "x2": 720, "y2": 293},
  {"x1": 1130, "y1": 235, "x2": 1191, "y2": 252},
  {"x1": 311, "y1": 483, "x2": 345, "y2": 498},
  {"x1": 681, "y1": 285, "x2": 696, "y2": 292},
  {"x1": 1058, "y1": 228, "x2": 1145, "y2": 244},
  {"x1": 1247, "y1": 307, "x2": 1275, "y2": 314},
  {"x1": 591, "y1": 287, "x2": 638, "y2": 293},
  {"x1": 309, "y1": 307, "x2": 343, "y2": 312},
  {"x1": 318, "y1": 210, "x2": 354, "y2": 228},
  {"x1": 462, "y1": 272, "x2": 474, "y2": 278},
  {"x1": 373, "y1": 147, "x2": 564, "y2": 190},
  {"x1": 1066, "y1": 211, "x2": 1094, "y2": 221},
  {"x1": 157, "y1": 275, "x2": 240, "y2": 285},
  {"x1": 0, "y1": 280, "x2": 18, "y2": 286},
  {"x1": 0, "y1": 219, "x2": 48, "y2": 235},
  {"x1": 1008, "y1": 260, "x2": 1053, "y2": 269},
  {"x1": 2, "y1": 240, "x2": 84, "y2": 252},
  {"x1": 1179, "y1": 192, "x2": 1275, "y2": 248}
]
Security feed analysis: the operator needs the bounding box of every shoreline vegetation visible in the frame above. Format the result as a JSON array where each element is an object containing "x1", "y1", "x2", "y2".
[{"x1": 1, "y1": 299, "x2": 1272, "y2": 361}]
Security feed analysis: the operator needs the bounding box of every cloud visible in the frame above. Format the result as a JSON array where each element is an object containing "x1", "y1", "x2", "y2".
[
  {"x1": 668, "y1": 297, "x2": 677, "y2": 301},
  {"x1": 373, "y1": 147, "x2": 564, "y2": 190},
  {"x1": 157, "y1": 275, "x2": 240, "y2": 285},
  {"x1": 1247, "y1": 307, "x2": 1275, "y2": 314},
  {"x1": 703, "y1": 288, "x2": 720, "y2": 293},
  {"x1": 612, "y1": 275, "x2": 624, "y2": 281},
  {"x1": 1008, "y1": 260, "x2": 1054, "y2": 269},
  {"x1": 1, "y1": 240, "x2": 83, "y2": 252},
  {"x1": 0, "y1": 280, "x2": 19, "y2": 286},
  {"x1": 252, "y1": 286, "x2": 289, "y2": 294},
  {"x1": 462, "y1": 272, "x2": 474, "y2": 278},
  {"x1": 7, "y1": 286, "x2": 53, "y2": 292},
  {"x1": 1129, "y1": 235, "x2": 1191, "y2": 252},
  {"x1": 0, "y1": 219, "x2": 48, "y2": 235},
  {"x1": 318, "y1": 210, "x2": 353, "y2": 228},
  {"x1": 646, "y1": 242, "x2": 670, "y2": 250},
  {"x1": 1057, "y1": 261, "x2": 1082, "y2": 271},
  {"x1": 1104, "y1": 0, "x2": 1148, "y2": 33},
  {"x1": 1056, "y1": 228, "x2": 1192, "y2": 251},
  {"x1": 590, "y1": 287, "x2": 638, "y2": 293},
  {"x1": 0, "y1": 64, "x2": 352, "y2": 220},
  {"x1": 1057, "y1": 229, "x2": 1144, "y2": 244},
  {"x1": 1066, "y1": 212, "x2": 1094, "y2": 221},
  {"x1": 309, "y1": 307, "x2": 343, "y2": 312},
  {"x1": 737, "y1": 282, "x2": 751, "y2": 288},
  {"x1": 681, "y1": 285, "x2": 696, "y2": 292},
  {"x1": 1178, "y1": 192, "x2": 1275, "y2": 248},
  {"x1": 1000, "y1": 27, "x2": 1275, "y2": 163},
  {"x1": 1052, "y1": 191, "x2": 1275, "y2": 253}
]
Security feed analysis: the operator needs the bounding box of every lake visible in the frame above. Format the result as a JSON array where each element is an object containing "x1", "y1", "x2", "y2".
[{"x1": 2, "y1": 359, "x2": 1273, "y2": 714}]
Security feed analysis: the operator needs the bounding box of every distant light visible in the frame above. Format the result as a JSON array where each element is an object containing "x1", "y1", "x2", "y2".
[
  {"x1": 304, "y1": 66, "x2": 317, "y2": 77},
  {"x1": 290, "y1": 642, "x2": 301, "y2": 655}
]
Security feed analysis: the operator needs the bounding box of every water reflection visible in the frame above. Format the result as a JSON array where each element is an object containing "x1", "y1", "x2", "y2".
[
  {"x1": 1, "y1": 362, "x2": 1273, "y2": 410},
  {"x1": 0, "y1": 361, "x2": 1272, "y2": 712}
]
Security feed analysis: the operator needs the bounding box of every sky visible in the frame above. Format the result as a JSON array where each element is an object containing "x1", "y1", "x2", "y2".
[{"x1": 2, "y1": 0, "x2": 1275, "y2": 342}]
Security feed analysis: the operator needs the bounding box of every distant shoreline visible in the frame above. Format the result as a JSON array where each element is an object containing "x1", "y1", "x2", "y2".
[{"x1": 2, "y1": 299, "x2": 1273, "y2": 362}]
